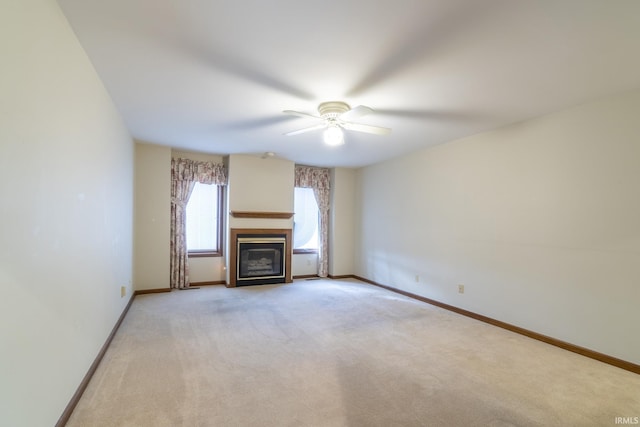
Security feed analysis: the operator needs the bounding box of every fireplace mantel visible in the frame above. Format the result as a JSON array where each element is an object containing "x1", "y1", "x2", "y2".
[
  {"x1": 230, "y1": 211, "x2": 294, "y2": 219},
  {"x1": 228, "y1": 228, "x2": 292, "y2": 287}
]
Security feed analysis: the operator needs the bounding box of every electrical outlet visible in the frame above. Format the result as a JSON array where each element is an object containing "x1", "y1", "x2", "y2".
[
  {"x1": 415, "y1": 275, "x2": 420, "y2": 282},
  {"x1": 121, "y1": 286, "x2": 126, "y2": 298},
  {"x1": 458, "y1": 284, "x2": 464, "y2": 294}
]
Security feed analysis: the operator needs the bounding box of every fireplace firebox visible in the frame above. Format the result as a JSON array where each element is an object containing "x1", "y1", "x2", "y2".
[{"x1": 237, "y1": 236, "x2": 285, "y2": 286}]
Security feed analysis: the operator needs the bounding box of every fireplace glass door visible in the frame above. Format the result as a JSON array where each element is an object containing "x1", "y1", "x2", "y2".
[{"x1": 236, "y1": 236, "x2": 286, "y2": 285}]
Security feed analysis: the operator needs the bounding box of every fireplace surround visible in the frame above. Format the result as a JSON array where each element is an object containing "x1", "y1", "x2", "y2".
[{"x1": 229, "y1": 228, "x2": 292, "y2": 287}]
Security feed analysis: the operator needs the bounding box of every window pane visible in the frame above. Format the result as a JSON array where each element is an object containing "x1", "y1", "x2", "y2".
[
  {"x1": 294, "y1": 187, "x2": 319, "y2": 249},
  {"x1": 186, "y1": 183, "x2": 218, "y2": 251}
]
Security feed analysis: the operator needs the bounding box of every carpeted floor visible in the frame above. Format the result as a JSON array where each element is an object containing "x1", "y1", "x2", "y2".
[{"x1": 67, "y1": 278, "x2": 640, "y2": 426}]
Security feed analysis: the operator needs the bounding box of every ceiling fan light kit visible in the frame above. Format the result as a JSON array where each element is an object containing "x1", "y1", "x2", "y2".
[
  {"x1": 323, "y1": 125, "x2": 344, "y2": 146},
  {"x1": 284, "y1": 101, "x2": 391, "y2": 146}
]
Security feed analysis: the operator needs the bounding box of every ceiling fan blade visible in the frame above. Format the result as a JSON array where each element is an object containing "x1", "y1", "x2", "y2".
[
  {"x1": 283, "y1": 110, "x2": 322, "y2": 121},
  {"x1": 342, "y1": 121, "x2": 391, "y2": 135},
  {"x1": 339, "y1": 105, "x2": 373, "y2": 121},
  {"x1": 284, "y1": 123, "x2": 327, "y2": 136}
]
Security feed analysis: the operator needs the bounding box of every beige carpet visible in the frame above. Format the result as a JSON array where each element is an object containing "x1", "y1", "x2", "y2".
[{"x1": 67, "y1": 278, "x2": 640, "y2": 426}]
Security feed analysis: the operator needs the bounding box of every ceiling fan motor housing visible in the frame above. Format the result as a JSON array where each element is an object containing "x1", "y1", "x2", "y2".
[{"x1": 318, "y1": 101, "x2": 350, "y2": 120}]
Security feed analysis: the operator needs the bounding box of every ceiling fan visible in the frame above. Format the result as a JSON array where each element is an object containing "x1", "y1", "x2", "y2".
[{"x1": 283, "y1": 101, "x2": 391, "y2": 146}]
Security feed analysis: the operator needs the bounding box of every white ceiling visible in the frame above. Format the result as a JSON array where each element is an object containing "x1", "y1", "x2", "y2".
[{"x1": 57, "y1": 0, "x2": 640, "y2": 168}]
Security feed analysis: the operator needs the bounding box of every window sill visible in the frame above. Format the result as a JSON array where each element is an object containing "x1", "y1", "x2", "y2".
[
  {"x1": 293, "y1": 249, "x2": 318, "y2": 255},
  {"x1": 188, "y1": 251, "x2": 223, "y2": 258}
]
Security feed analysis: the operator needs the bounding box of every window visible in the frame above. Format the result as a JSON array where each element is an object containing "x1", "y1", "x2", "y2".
[
  {"x1": 293, "y1": 187, "x2": 319, "y2": 253},
  {"x1": 186, "y1": 182, "x2": 224, "y2": 256}
]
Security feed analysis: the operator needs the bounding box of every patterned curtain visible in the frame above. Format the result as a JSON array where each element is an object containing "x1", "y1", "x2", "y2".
[
  {"x1": 294, "y1": 165, "x2": 330, "y2": 277},
  {"x1": 170, "y1": 158, "x2": 227, "y2": 289}
]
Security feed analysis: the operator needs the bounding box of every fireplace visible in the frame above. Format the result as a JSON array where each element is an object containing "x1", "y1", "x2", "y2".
[{"x1": 229, "y1": 228, "x2": 292, "y2": 287}]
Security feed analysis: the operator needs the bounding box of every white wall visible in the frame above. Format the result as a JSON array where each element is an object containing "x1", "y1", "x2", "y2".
[
  {"x1": 134, "y1": 143, "x2": 171, "y2": 290},
  {"x1": 292, "y1": 252, "x2": 319, "y2": 276},
  {"x1": 227, "y1": 154, "x2": 295, "y2": 280},
  {"x1": 356, "y1": 89, "x2": 640, "y2": 364},
  {"x1": 188, "y1": 256, "x2": 226, "y2": 283},
  {"x1": 329, "y1": 168, "x2": 357, "y2": 276},
  {"x1": 227, "y1": 154, "x2": 295, "y2": 221},
  {"x1": 0, "y1": 1, "x2": 134, "y2": 425}
]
